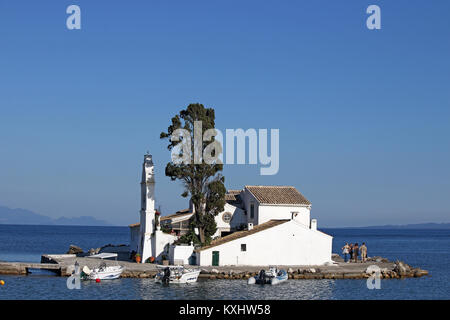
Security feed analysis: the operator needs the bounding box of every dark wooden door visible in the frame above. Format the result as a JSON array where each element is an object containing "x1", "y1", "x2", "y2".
[{"x1": 212, "y1": 251, "x2": 219, "y2": 266}]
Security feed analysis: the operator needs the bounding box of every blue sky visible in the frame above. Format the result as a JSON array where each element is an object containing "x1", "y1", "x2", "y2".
[{"x1": 0, "y1": 1, "x2": 449, "y2": 227}]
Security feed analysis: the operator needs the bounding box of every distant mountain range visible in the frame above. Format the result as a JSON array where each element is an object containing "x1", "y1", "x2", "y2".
[
  {"x1": 0, "y1": 205, "x2": 111, "y2": 226},
  {"x1": 349, "y1": 223, "x2": 450, "y2": 229}
]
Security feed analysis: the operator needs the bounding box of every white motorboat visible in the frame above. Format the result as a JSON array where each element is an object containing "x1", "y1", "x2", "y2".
[
  {"x1": 81, "y1": 253, "x2": 124, "y2": 280},
  {"x1": 155, "y1": 265, "x2": 201, "y2": 284},
  {"x1": 247, "y1": 266, "x2": 288, "y2": 285}
]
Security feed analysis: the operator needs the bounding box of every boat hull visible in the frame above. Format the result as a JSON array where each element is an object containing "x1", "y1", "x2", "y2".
[
  {"x1": 248, "y1": 269, "x2": 288, "y2": 285},
  {"x1": 86, "y1": 266, "x2": 124, "y2": 280},
  {"x1": 155, "y1": 268, "x2": 200, "y2": 284}
]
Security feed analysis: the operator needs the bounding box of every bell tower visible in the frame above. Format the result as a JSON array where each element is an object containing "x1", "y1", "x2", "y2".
[{"x1": 138, "y1": 153, "x2": 155, "y2": 262}]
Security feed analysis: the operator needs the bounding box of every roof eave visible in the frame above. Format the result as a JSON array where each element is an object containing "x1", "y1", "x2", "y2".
[{"x1": 259, "y1": 203, "x2": 311, "y2": 207}]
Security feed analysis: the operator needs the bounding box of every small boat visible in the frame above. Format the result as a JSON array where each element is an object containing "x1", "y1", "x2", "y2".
[
  {"x1": 81, "y1": 253, "x2": 124, "y2": 280},
  {"x1": 247, "y1": 266, "x2": 288, "y2": 285},
  {"x1": 155, "y1": 265, "x2": 201, "y2": 284}
]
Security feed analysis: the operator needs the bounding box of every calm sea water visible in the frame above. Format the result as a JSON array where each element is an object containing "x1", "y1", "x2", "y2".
[{"x1": 0, "y1": 225, "x2": 448, "y2": 300}]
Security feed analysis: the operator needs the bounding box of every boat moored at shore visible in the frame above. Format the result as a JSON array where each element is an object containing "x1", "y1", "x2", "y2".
[
  {"x1": 80, "y1": 253, "x2": 124, "y2": 280},
  {"x1": 248, "y1": 267, "x2": 288, "y2": 285},
  {"x1": 155, "y1": 265, "x2": 201, "y2": 284}
]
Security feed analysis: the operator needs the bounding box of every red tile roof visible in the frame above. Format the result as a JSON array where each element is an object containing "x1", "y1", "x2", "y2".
[{"x1": 245, "y1": 186, "x2": 311, "y2": 205}]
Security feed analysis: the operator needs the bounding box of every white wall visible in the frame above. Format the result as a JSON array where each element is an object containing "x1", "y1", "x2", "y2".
[
  {"x1": 152, "y1": 230, "x2": 178, "y2": 263},
  {"x1": 258, "y1": 205, "x2": 311, "y2": 227},
  {"x1": 213, "y1": 203, "x2": 246, "y2": 237},
  {"x1": 229, "y1": 204, "x2": 247, "y2": 229},
  {"x1": 239, "y1": 188, "x2": 311, "y2": 227},
  {"x1": 240, "y1": 189, "x2": 258, "y2": 224},
  {"x1": 170, "y1": 213, "x2": 193, "y2": 224},
  {"x1": 197, "y1": 220, "x2": 332, "y2": 266},
  {"x1": 169, "y1": 244, "x2": 195, "y2": 265}
]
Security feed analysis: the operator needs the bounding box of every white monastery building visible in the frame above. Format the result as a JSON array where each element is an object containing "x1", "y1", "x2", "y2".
[{"x1": 129, "y1": 154, "x2": 333, "y2": 266}]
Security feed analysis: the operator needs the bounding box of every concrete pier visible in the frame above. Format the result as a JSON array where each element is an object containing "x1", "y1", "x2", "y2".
[
  {"x1": 0, "y1": 254, "x2": 429, "y2": 280},
  {"x1": 0, "y1": 261, "x2": 61, "y2": 275}
]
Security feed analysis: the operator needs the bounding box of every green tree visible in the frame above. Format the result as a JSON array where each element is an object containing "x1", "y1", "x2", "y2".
[{"x1": 160, "y1": 103, "x2": 226, "y2": 245}]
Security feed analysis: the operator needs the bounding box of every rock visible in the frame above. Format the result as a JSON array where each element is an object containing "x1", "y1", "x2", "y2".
[
  {"x1": 288, "y1": 268, "x2": 294, "y2": 274},
  {"x1": 66, "y1": 245, "x2": 83, "y2": 255},
  {"x1": 414, "y1": 269, "x2": 428, "y2": 277},
  {"x1": 65, "y1": 265, "x2": 75, "y2": 275},
  {"x1": 368, "y1": 256, "x2": 389, "y2": 263},
  {"x1": 211, "y1": 268, "x2": 219, "y2": 274},
  {"x1": 394, "y1": 261, "x2": 411, "y2": 276},
  {"x1": 309, "y1": 268, "x2": 316, "y2": 273},
  {"x1": 365, "y1": 266, "x2": 374, "y2": 274},
  {"x1": 88, "y1": 247, "x2": 101, "y2": 255},
  {"x1": 200, "y1": 268, "x2": 209, "y2": 274},
  {"x1": 343, "y1": 273, "x2": 364, "y2": 279},
  {"x1": 331, "y1": 253, "x2": 344, "y2": 263}
]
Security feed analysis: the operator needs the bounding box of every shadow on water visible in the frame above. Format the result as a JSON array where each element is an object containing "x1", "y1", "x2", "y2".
[{"x1": 26, "y1": 269, "x2": 59, "y2": 276}]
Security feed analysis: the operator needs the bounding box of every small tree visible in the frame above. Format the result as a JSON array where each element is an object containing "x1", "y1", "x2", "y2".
[{"x1": 160, "y1": 103, "x2": 226, "y2": 245}]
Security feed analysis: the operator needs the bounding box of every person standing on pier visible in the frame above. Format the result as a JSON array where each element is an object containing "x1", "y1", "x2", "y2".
[
  {"x1": 349, "y1": 243, "x2": 354, "y2": 262},
  {"x1": 353, "y1": 243, "x2": 359, "y2": 262},
  {"x1": 342, "y1": 243, "x2": 350, "y2": 263},
  {"x1": 360, "y1": 242, "x2": 367, "y2": 262}
]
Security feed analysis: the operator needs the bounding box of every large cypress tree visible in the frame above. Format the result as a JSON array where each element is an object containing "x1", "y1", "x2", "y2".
[{"x1": 160, "y1": 103, "x2": 226, "y2": 245}]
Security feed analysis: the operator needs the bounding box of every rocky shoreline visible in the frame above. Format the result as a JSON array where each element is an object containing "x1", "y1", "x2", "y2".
[
  {"x1": 196, "y1": 261, "x2": 429, "y2": 280},
  {"x1": 118, "y1": 260, "x2": 428, "y2": 280},
  {"x1": 45, "y1": 252, "x2": 431, "y2": 280}
]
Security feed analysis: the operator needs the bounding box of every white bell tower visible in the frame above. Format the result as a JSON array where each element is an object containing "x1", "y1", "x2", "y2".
[{"x1": 138, "y1": 153, "x2": 155, "y2": 262}]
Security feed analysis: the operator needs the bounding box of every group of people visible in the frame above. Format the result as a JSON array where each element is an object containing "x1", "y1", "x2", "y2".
[{"x1": 341, "y1": 242, "x2": 367, "y2": 263}]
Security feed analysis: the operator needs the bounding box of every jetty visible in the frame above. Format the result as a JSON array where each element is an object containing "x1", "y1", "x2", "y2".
[
  {"x1": 0, "y1": 253, "x2": 429, "y2": 280},
  {"x1": 0, "y1": 261, "x2": 61, "y2": 275}
]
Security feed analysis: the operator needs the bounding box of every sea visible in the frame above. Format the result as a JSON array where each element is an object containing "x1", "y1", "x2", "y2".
[{"x1": 0, "y1": 225, "x2": 448, "y2": 300}]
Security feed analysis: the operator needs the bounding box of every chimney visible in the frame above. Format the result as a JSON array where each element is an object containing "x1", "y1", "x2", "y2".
[
  {"x1": 310, "y1": 219, "x2": 317, "y2": 230},
  {"x1": 247, "y1": 223, "x2": 254, "y2": 231}
]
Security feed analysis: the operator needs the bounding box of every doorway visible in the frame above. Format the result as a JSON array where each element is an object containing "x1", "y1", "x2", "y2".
[{"x1": 212, "y1": 251, "x2": 219, "y2": 266}]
